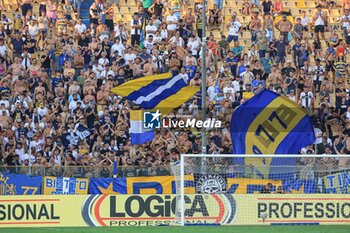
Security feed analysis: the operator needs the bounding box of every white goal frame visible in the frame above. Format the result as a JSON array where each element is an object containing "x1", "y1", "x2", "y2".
[{"x1": 179, "y1": 154, "x2": 343, "y2": 226}]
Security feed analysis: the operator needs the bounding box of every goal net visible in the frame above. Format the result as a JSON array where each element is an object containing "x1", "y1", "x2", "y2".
[{"x1": 171, "y1": 154, "x2": 350, "y2": 226}]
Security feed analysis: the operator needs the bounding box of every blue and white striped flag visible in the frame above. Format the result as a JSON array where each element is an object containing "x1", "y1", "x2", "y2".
[{"x1": 111, "y1": 73, "x2": 199, "y2": 115}]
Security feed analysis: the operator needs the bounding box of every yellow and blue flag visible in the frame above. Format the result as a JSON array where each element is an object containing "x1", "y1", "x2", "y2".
[
  {"x1": 230, "y1": 89, "x2": 315, "y2": 178},
  {"x1": 89, "y1": 178, "x2": 127, "y2": 194},
  {"x1": 110, "y1": 73, "x2": 200, "y2": 115},
  {"x1": 129, "y1": 110, "x2": 154, "y2": 145}
]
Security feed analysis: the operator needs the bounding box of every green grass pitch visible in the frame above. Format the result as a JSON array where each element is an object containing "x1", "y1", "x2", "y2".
[{"x1": 2, "y1": 226, "x2": 350, "y2": 233}]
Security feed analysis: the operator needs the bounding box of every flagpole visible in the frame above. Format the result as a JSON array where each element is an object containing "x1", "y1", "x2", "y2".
[{"x1": 201, "y1": 0, "x2": 207, "y2": 155}]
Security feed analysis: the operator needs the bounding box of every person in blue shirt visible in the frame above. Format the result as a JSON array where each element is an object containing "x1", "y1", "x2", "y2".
[
  {"x1": 51, "y1": 69, "x2": 64, "y2": 91},
  {"x1": 232, "y1": 40, "x2": 244, "y2": 58},
  {"x1": 272, "y1": 35, "x2": 288, "y2": 68},
  {"x1": 184, "y1": 64, "x2": 196, "y2": 80},
  {"x1": 251, "y1": 74, "x2": 264, "y2": 90},
  {"x1": 292, "y1": 38, "x2": 301, "y2": 66},
  {"x1": 260, "y1": 52, "x2": 273, "y2": 75},
  {"x1": 225, "y1": 51, "x2": 237, "y2": 76},
  {"x1": 237, "y1": 60, "x2": 246, "y2": 77}
]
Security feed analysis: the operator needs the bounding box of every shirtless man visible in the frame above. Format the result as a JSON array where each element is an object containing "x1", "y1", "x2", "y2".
[
  {"x1": 13, "y1": 76, "x2": 27, "y2": 95},
  {"x1": 268, "y1": 65, "x2": 283, "y2": 88},
  {"x1": 184, "y1": 53, "x2": 197, "y2": 66},
  {"x1": 34, "y1": 80, "x2": 47, "y2": 99},
  {"x1": 344, "y1": 0, "x2": 350, "y2": 10},
  {"x1": 275, "y1": 14, "x2": 293, "y2": 43},
  {"x1": 54, "y1": 81, "x2": 66, "y2": 100},
  {"x1": 96, "y1": 84, "x2": 109, "y2": 111},
  {"x1": 249, "y1": 12, "x2": 261, "y2": 43},
  {"x1": 10, "y1": 57, "x2": 25, "y2": 81},
  {"x1": 68, "y1": 81, "x2": 81, "y2": 95},
  {"x1": 143, "y1": 57, "x2": 157, "y2": 75},
  {"x1": 132, "y1": 58, "x2": 144, "y2": 77},
  {"x1": 26, "y1": 58, "x2": 41, "y2": 78},
  {"x1": 83, "y1": 80, "x2": 96, "y2": 95},
  {"x1": 183, "y1": 7, "x2": 195, "y2": 32}
]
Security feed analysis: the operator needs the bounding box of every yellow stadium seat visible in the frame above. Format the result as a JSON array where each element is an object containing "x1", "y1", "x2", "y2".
[
  {"x1": 297, "y1": 0, "x2": 308, "y2": 9},
  {"x1": 307, "y1": 1, "x2": 315, "y2": 8},
  {"x1": 274, "y1": 15, "x2": 294, "y2": 24}
]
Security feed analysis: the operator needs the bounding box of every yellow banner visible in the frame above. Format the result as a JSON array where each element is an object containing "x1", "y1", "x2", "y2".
[
  {"x1": 0, "y1": 195, "x2": 350, "y2": 227},
  {"x1": 43, "y1": 176, "x2": 89, "y2": 195}
]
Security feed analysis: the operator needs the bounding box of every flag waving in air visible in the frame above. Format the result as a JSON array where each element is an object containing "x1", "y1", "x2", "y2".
[
  {"x1": 230, "y1": 89, "x2": 315, "y2": 178},
  {"x1": 110, "y1": 73, "x2": 199, "y2": 115},
  {"x1": 230, "y1": 89, "x2": 315, "y2": 154}
]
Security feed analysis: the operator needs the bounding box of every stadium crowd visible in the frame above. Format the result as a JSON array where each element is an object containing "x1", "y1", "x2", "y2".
[{"x1": 0, "y1": 0, "x2": 350, "y2": 177}]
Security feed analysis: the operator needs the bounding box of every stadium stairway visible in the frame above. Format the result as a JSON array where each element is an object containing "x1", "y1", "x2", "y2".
[{"x1": 80, "y1": 0, "x2": 94, "y2": 28}]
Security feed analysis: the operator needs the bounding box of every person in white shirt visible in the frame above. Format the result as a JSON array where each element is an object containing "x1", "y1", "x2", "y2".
[
  {"x1": 143, "y1": 35, "x2": 155, "y2": 55},
  {"x1": 152, "y1": 49, "x2": 163, "y2": 73},
  {"x1": 179, "y1": 67, "x2": 189, "y2": 83},
  {"x1": 1, "y1": 15, "x2": 13, "y2": 33},
  {"x1": 98, "y1": 52, "x2": 109, "y2": 72},
  {"x1": 226, "y1": 14, "x2": 241, "y2": 43},
  {"x1": 0, "y1": 96, "x2": 10, "y2": 108},
  {"x1": 187, "y1": 35, "x2": 200, "y2": 57},
  {"x1": 111, "y1": 37, "x2": 124, "y2": 57},
  {"x1": 313, "y1": 5, "x2": 327, "y2": 39},
  {"x1": 100, "y1": 67, "x2": 115, "y2": 79},
  {"x1": 300, "y1": 10, "x2": 311, "y2": 34},
  {"x1": 0, "y1": 39, "x2": 7, "y2": 58},
  {"x1": 28, "y1": 20, "x2": 39, "y2": 38},
  {"x1": 92, "y1": 61, "x2": 102, "y2": 78},
  {"x1": 345, "y1": 106, "x2": 350, "y2": 120},
  {"x1": 123, "y1": 47, "x2": 136, "y2": 64},
  {"x1": 287, "y1": 89, "x2": 297, "y2": 102},
  {"x1": 340, "y1": 9, "x2": 350, "y2": 38},
  {"x1": 166, "y1": 11, "x2": 178, "y2": 38},
  {"x1": 169, "y1": 31, "x2": 184, "y2": 47},
  {"x1": 21, "y1": 51, "x2": 31, "y2": 69},
  {"x1": 207, "y1": 83, "x2": 216, "y2": 102},
  {"x1": 223, "y1": 80, "x2": 235, "y2": 95},
  {"x1": 153, "y1": 31, "x2": 162, "y2": 43},
  {"x1": 300, "y1": 86, "x2": 314, "y2": 109},
  {"x1": 145, "y1": 19, "x2": 157, "y2": 39},
  {"x1": 74, "y1": 19, "x2": 87, "y2": 35},
  {"x1": 160, "y1": 23, "x2": 168, "y2": 40}
]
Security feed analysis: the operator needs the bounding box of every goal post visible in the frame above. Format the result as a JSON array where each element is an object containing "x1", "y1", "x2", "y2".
[{"x1": 171, "y1": 154, "x2": 350, "y2": 226}]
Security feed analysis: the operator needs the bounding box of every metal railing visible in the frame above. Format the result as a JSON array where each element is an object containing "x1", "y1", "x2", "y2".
[{"x1": 0, "y1": 165, "x2": 173, "y2": 178}]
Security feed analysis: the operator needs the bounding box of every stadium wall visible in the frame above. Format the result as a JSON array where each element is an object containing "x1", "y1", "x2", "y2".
[{"x1": 0, "y1": 194, "x2": 349, "y2": 227}]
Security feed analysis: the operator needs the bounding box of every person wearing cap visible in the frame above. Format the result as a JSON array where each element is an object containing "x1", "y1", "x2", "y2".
[
  {"x1": 313, "y1": 5, "x2": 328, "y2": 40},
  {"x1": 275, "y1": 14, "x2": 292, "y2": 43}
]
